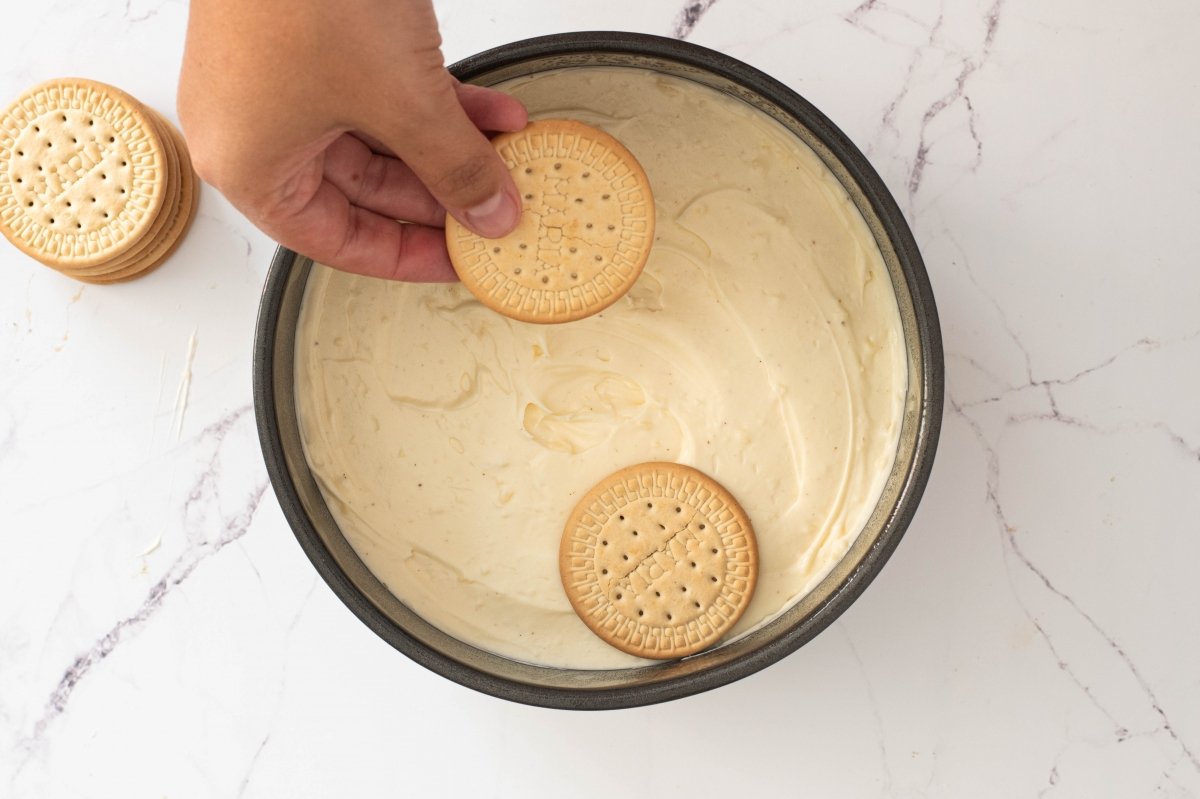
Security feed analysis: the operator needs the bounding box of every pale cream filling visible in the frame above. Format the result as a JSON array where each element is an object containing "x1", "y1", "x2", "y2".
[{"x1": 295, "y1": 67, "x2": 907, "y2": 669}]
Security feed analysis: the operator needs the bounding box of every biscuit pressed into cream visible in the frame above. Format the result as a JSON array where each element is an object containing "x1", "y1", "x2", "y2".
[{"x1": 295, "y1": 67, "x2": 907, "y2": 669}]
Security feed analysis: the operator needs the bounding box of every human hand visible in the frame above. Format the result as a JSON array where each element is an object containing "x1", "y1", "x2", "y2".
[{"x1": 178, "y1": 0, "x2": 526, "y2": 281}]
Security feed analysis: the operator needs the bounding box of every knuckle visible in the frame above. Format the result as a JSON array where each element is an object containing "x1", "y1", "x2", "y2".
[
  {"x1": 177, "y1": 127, "x2": 230, "y2": 190},
  {"x1": 432, "y1": 155, "x2": 495, "y2": 206},
  {"x1": 357, "y1": 155, "x2": 389, "y2": 203},
  {"x1": 186, "y1": 144, "x2": 221, "y2": 187}
]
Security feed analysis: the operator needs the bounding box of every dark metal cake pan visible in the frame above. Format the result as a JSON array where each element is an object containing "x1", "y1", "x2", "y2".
[{"x1": 253, "y1": 32, "x2": 944, "y2": 710}]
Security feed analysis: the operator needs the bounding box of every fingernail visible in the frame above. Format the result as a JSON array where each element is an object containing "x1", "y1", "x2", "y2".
[{"x1": 464, "y1": 189, "x2": 519, "y2": 238}]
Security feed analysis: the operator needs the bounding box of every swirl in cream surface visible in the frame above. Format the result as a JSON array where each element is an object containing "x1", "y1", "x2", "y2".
[{"x1": 295, "y1": 67, "x2": 907, "y2": 669}]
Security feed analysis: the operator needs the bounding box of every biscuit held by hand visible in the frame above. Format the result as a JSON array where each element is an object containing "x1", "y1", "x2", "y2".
[{"x1": 445, "y1": 119, "x2": 656, "y2": 324}]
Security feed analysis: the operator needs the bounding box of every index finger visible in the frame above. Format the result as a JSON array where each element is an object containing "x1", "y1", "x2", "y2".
[{"x1": 264, "y1": 177, "x2": 457, "y2": 282}]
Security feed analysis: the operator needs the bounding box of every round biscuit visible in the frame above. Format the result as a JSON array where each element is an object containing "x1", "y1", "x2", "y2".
[
  {"x1": 0, "y1": 78, "x2": 167, "y2": 269},
  {"x1": 560, "y1": 462, "x2": 758, "y2": 660},
  {"x1": 445, "y1": 119, "x2": 655, "y2": 324},
  {"x1": 75, "y1": 113, "x2": 198, "y2": 284},
  {"x1": 61, "y1": 107, "x2": 181, "y2": 278}
]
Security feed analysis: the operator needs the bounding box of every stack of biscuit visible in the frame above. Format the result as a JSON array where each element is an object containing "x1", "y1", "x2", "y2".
[{"x1": 0, "y1": 78, "x2": 197, "y2": 283}]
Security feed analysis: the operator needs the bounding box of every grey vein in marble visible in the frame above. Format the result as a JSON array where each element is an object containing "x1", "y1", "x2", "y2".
[
  {"x1": 844, "y1": 0, "x2": 926, "y2": 40},
  {"x1": 937, "y1": 213, "x2": 1200, "y2": 774},
  {"x1": 844, "y1": 0, "x2": 879, "y2": 26},
  {"x1": 945, "y1": 225, "x2": 1200, "y2": 458},
  {"x1": 853, "y1": 0, "x2": 1005, "y2": 207},
  {"x1": 1036, "y1": 761, "x2": 1060, "y2": 799},
  {"x1": 0, "y1": 411, "x2": 16, "y2": 463},
  {"x1": 18, "y1": 406, "x2": 267, "y2": 755},
  {"x1": 236, "y1": 578, "x2": 317, "y2": 799},
  {"x1": 854, "y1": 6, "x2": 943, "y2": 162},
  {"x1": 840, "y1": 624, "x2": 895, "y2": 795},
  {"x1": 121, "y1": 0, "x2": 164, "y2": 24},
  {"x1": 945, "y1": 241, "x2": 1198, "y2": 767},
  {"x1": 951, "y1": 395, "x2": 1200, "y2": 774},
  {"x1": 672, "y1": 0, "x2": 720, "y2": 40},
  {"x1": 237, "y1": 733, "x2": 272, "y2": 799},
  {"x1": 1006, "y1": 384, "x2": 1200, "y2": 463},
  {"x1": 950, "y1": 315, "x2": 1200, "y2": 459},
  {"x1": 906, "y1": 0, "x2": 1003, "y2": 204}
]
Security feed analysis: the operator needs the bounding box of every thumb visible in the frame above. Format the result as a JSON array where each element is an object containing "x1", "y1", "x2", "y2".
[{"x1": 382, "y1": 78, "x2": 522, "y2": 239}]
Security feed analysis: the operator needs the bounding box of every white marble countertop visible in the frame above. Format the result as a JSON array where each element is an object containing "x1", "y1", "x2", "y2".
[{"x1": 2, "y1": 1, "x2": 1197, "y2": 796}]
